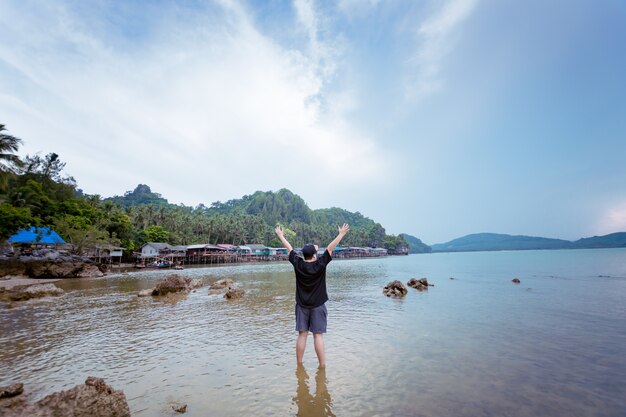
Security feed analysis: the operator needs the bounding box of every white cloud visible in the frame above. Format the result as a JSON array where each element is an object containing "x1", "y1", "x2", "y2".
[
  {"x1": 406, "y1": 0, "x2": 478, "y2": 98},
  {"x1": 293, "y1": 0, "x2": 342, "y2": 87},
  {"x1": 0, "y1": 0, "x2": 390, "y2": 206},
  {"x1": 338, "y1": 0, "x2": 382, "y2": 17},
  {"x1": 595, "y1": 201, "x2": 626, "y2": 235}
]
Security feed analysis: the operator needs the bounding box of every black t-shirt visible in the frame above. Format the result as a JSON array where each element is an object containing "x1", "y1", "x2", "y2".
[{"x1": 289, "y1": 249, "x2": 332, "y2": 308}]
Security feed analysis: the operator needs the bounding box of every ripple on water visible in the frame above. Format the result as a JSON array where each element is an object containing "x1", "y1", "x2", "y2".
[{"x1": 2, "y1": 252, "x2": 626, "y2": 416}]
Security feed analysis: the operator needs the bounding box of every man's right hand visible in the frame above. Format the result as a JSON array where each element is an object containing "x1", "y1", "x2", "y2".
[{"x1": 338, "y1": 223, "x2": 350, "y2": 236}]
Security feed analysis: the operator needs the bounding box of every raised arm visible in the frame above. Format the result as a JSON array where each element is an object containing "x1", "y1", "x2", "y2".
[
  {"x1": 275, "y1": 226, "x2": 293, "y2": 253},
  {"x1": 326, "y1": 223, "x2": 350, "y2": 254}
]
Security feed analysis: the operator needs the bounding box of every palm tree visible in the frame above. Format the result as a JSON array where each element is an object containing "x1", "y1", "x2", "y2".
[
  {"x1": 0, "y1": 125, "x2": 24, "y2": 195},
  {"x1": 0, "y1": 125, "x2": 23, "y2": 187}
]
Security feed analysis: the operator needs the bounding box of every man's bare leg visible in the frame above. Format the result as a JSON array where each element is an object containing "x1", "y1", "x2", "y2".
[
  {"x1": 313, "y1": 333, "x2": 326, "y2": 368},
  {"x1": 296, "y1": 331, "x2": 308, "y2": 364}
]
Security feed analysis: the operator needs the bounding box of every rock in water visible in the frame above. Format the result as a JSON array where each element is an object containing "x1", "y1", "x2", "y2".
[
  {"x1": 4, "y1": 284, "x2": 64, "y2": 302},
  {"x1": 383, "y1": 280, "x2": 408, "y2": 298},
  {"x1": 171, "y1": 402, "x2": 188, "y2": 413},
  {"x1": 151, "y1": 274, "x2": 192, "y2": 296},
  {"x1": 0, "y1": 384, "x2": 23, "y2": 399},
  {"x1": 512, "y1": 278, "x2": 521, "y2": 284},
  {"x1": 210, "y1": 279, "x2": 233, "y2": 290},
  {"x1": 0, "y1": 377, "x2": 130, "y2": 417},
  {"x1": 224, "y1": 285, "x2": 245, "y2": 299},
  {"x1": 407, "y1": 277, "x2": 431, "y2": 291},
  {"x1": 76, "y1": 264, "x2": 103, "y2": 278}
]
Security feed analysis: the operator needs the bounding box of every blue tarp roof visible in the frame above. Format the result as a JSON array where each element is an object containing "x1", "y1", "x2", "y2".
[{"x1": 8, "y1": 227, "x2": 66, "y2": 245}]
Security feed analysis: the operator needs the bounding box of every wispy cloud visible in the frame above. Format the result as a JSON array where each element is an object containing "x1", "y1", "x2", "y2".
[
  {"x1": 293, "y1": 0, "x2": 344, "y2": 102},
  {"x1": 337, "y1": 0, "x2": 382, "y2": 19},
  {"x1": 0, "y1": 0, "x2": 389, "y2": 207},
  {"x1": 406, "y1": 0, "x2": 479, "y2": 98},
  {"x1": 596, "y1": 201, "x2": 626, "y2": 235}
]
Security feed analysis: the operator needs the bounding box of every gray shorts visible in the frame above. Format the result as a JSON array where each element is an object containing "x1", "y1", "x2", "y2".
[{"x1": 295, "y1": 303, "x2": 327, "y2": 333}]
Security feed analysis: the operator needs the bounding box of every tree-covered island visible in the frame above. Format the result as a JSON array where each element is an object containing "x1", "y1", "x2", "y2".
[{"x1": 0, "y1": 124, "x2": 408, "y2": 257}]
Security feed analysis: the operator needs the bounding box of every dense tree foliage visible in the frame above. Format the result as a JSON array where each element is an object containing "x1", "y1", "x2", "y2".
[
  {"x1": 0, "y1": 124, "x2": 408, "y2": 254},
  {"x1": 0, "y1": 203, "x2": 32, "y2": 241},
  {"x1": 0, "y1": 124, "x2": 24, "y2": 190},
  {"x1": 399, "y1": 233, "x2": 433, "y2": 253}
]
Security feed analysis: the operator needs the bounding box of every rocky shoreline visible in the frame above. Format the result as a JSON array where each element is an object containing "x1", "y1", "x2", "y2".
[
  {"x1": 0, "y1": 249, "x2": 105, "y2": 279},
  {"x1": 0, "y1": 377, "x2": 132, "y2": 417}
]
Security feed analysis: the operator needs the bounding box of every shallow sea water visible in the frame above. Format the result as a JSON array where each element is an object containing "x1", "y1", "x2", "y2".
[{"x1": 1, "y1": 248, "x2": 625, "y2": 416}]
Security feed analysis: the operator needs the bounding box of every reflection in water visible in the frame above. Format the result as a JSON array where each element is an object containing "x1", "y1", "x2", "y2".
[{"x1": 294, "y1": 366, "x2": 335, "y2": 417}]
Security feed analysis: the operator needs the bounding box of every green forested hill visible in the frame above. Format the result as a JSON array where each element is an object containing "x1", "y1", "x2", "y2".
[
  {"x1": 0, "y1": 126, "x2": 408, "y2": 254},
  {"x1": 106, "y1": 185, "x2": 407, "y2": 252},
  {"x1": 431, "y1": 233, "x2": 572, "y2": 252},
  {"x1": 2, "y1": 163, "x2": 408, "y2": 253},
  {"x1": 204, "y1": 189, "x2": 398, "y2": 249},
  {"x1": 572, "y1": 232, "x2": 626, "y2": 248},
  {"x1": 208, "y1": 189, "x2": 312, "y2": 224},
  {"x1": 399, "y1": 233, "x2": 432, "y2": 253},
  {"x1": 430, "y1": 232, "x2": 626, "y2": 252}
]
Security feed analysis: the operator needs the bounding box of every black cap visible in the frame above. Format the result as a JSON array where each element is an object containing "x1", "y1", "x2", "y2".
[{"x1": 302, "y1": 244, "x2": 316, "y2": 257}]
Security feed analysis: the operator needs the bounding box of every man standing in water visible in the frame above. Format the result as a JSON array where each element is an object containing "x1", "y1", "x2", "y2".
[{"x1": 275, "y1": 223, "x2": 350, "y2": 368}]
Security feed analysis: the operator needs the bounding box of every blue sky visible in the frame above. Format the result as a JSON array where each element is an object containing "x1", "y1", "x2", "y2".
[{"x1": 1, "y1": 0, "x2": 625, "y2": 244}]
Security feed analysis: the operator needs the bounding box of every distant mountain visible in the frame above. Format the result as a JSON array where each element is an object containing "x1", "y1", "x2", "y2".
[
  {"x1": 431, "y1": 233, "x2": 573, "y2": 252},
  {"x1": 400, "y1": 233, "x2": 432, "y2": 253},
  {"x1": 106, "y1": 184, "x2": 169, "y2": 207},
  {"x1": 571, "y1": 232, "x2": 626, "y2": 248},
  {"x1": 431, "y1": 232, "x2": 626, "y2": 252}
]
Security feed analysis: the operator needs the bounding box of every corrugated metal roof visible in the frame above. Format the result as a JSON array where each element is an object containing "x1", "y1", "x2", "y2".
[
  {"x1": 246, "y1": 244, "x2": 268, "y2": 250},
  {"x1": 187, "y1": 244, "x2": 224, "y2": 250},
  {"x1": 187, "y1": 244, "x2": 208, "y2": 249},
  {"x1": 142, "y1": 242, "x2": 172, "y2": 250}
]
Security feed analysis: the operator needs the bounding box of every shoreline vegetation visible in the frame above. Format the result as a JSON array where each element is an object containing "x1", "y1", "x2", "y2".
[
  {"x1": 1, "y1": 125, "x2": 624, "y2": 270},
  {"x1": 0, "y1": 125, "x2": 410, "y2": 267}
]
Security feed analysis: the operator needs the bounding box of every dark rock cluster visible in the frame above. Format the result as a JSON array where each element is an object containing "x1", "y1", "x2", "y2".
[
  {"x1": 171, "y1": 401, "x2": 188, "y2": 413},
  {"x1": 383, "y1": 280, "x2": 408, "y2": 298},
  {"x1": 0, "y1": 377, "x2": 130, "y2": 417},
  {"x1": 0, "y1": 250, "x2": 104, "y2": 278},
  {"x1": 407, "y1": 277, "x2": 433, "y2": 291},
  {"x1": 0, "y1": 384, "x2": 23, "y2": 399},
  {"x1": 384, "y1": 277, "x2": 437, "y2": 298},
  {"x1": 208, "y1": 278, "x2": 244, "y2": 299},
  {"x1": 152, "y1": 274, "x2": 193, "y2": 296},
  {"x1": 0, "y1": 283, "x2": 64, "y2": 302},
  {"x1": 224, "y1": 285, "x2": 245, "y2": 299},
  {"x1": 138, "y1": 274, "x2": 203, "y2": 297}
]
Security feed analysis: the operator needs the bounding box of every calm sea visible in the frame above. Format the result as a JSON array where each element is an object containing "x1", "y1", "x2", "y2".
[{"x1": 1, "y1": 249, "x2": 625, "y2": 417}]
